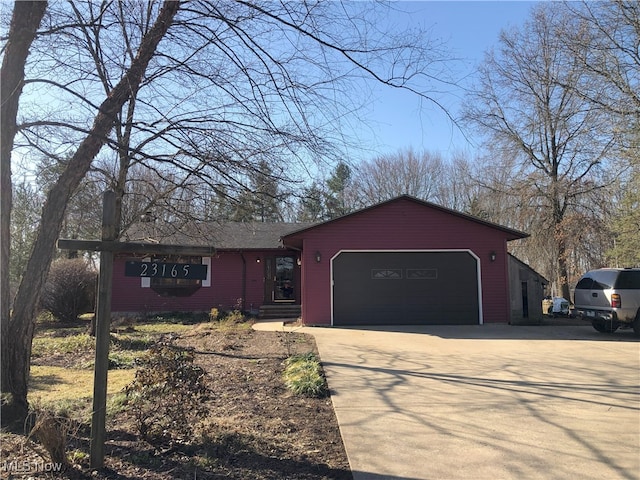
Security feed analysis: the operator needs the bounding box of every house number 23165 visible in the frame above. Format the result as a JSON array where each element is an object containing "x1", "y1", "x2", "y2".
[
  {"x1": 141, "y1": 262, "x2": 189, "y2": 278},
  {"x1": 124, "y1": 261, "x2": 208, "y2": 280}
]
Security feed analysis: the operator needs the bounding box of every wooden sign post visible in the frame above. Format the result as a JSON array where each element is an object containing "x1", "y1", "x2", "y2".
[
  {"x1": 57, "y1": 191, "x2": 215, "y2": 469},
  {"x1": 90, "y1": 190, "x2": 116, "y2": 468}
]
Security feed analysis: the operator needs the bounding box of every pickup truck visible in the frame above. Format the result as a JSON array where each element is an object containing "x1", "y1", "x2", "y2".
[{"x1": 573, "y1": 268, "x2": 640, "y2": 335}]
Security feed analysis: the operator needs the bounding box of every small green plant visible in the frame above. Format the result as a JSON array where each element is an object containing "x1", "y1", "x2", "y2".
[
  {"x1": 224, "y1": 310, "x2": 245, "y2": 323},
  {"x1": 125, "y1": 343, "x2": 210, "y2": 446},
  {"x1": 36, "y1": 310, "x2": 57, "y2": 324},
  {"x1": 106, "y1": 392, "x2": 128, "y2": 418},
  {"x1": 209, "y1": 307, "x2": 220, "y2": 321},
  {"x1": 108, "y1": 351, "x2": 137, "y2": 369},
  {"x1": 282, "y1": 352, "x2": 328, "y2": 398},
  {"x1": 69, "y1": 449, "x2": 88, "y2": 464}
]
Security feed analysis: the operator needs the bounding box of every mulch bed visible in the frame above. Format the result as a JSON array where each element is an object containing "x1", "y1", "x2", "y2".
[{"x1": 1, "y1": 324, "x2": 352, "y2": 480}]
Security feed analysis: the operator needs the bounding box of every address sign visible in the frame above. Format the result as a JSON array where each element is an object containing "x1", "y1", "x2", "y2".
[{"x1": 125, "y1": 261, "x2": 208, "y2": 280}]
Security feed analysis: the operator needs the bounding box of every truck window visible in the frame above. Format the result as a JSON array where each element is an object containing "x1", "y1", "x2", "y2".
[
  {"x1": 575, "y1": 277, "x2": 594, "y2": 289},
  {"x1": 614, "y1": 271, "x2": 640, "y2": 289}
]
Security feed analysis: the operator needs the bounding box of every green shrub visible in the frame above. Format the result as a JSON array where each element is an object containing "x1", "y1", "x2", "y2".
[
  {"x1": 283, "y1": 353, "x2": 328, "y2": 398},
  {"x1": 125, "y1": 343, "x2": 210, "y2": 446},
  {"x1": 40, "y1": 258, "x2": 96, "y2": 322}
]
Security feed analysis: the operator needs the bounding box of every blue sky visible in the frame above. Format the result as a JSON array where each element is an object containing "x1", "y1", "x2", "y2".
[
  {"x1": 10, "y1": 1, "x2": 538, "y2": 179},
  {"x1": 350, "y1": 1, "x2": 537, "y2": 161}
]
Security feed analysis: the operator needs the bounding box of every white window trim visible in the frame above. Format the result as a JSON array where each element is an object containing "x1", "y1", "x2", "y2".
[
  {"x1": 202, "y1": 257, "x2": 211, "y2": 287},
  {"x1": 141, "y1": 257, "x2": 150, "y2": 288}
]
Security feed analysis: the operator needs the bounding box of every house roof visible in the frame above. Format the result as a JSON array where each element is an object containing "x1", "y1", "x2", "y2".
[
  {"x1": 122, "y1": 196, "x2": 528, "y2": 252},
  {"x1": 508, "y1": 253, "x2": 549, "y2": 285},
  {"x1": 282, "y1": 195, "x2": 529, "y2": 248},
  {"x1": 123, "y1": 221, "x2": 313, "y2": 250}
]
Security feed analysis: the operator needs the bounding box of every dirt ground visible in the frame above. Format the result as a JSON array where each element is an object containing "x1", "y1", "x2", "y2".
[{"x1": 0, "y1": 323, "x2": 352, "y2": 479}]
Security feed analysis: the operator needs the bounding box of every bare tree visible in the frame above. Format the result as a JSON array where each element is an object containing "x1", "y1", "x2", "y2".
[
  {"x1": 462, "y1": 3, "x2": 621, "y2": 298},
  {"x1": 563, "y1": 0, "x2": 640, "y2": 268},
  {"x1": 1, "y1": 0, "x2": 180, "y2": 425},
  {"x1": 16, "y1": 0, "x2": 458, "y2": 230},
  {"x1": 0, "y1": 0, "x2": 48, "y2": 424},
  {"x1": 351, "y1": 149, "x2": 446, "y2": 207},
  {"x1": 3, "y1": 0, "x2": 458, "y2": 424},
  {"x1": 563, "y1": 1, "x2": 639, "y2": 129},
  {"x1": 437, "y1": 151, "x2": 483, "y2": 213}
]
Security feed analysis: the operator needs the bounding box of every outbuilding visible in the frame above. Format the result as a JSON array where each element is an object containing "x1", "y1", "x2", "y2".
[{"x1": 111, "y1": 195, "x2": 530, "y2": 325}]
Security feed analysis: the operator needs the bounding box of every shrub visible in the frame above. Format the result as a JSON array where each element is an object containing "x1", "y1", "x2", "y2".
[
  {"x1": 223, "y1": 310, "x2": 245, "y2": 324},
  {"x1": 125, "y1": 343, "x2": 210, "y2": 446},
  {"x1": 283, "y1": 352, "x2": 328, "y2": 398},
  {"x1": 41, "y1": 258, "x2": 96, "y2": 322}
]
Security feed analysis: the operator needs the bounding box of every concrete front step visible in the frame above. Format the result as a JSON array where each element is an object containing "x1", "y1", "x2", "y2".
[{"x1": 259, "y1": 304, "x2": 301, "y2": 319}]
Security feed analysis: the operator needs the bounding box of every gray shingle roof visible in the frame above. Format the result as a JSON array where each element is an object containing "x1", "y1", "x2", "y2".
[{"x1": 123, "y1": 221, "x2": 314, "y2": 250}]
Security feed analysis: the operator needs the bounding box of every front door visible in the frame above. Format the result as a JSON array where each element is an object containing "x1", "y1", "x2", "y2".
[{"x1": 265, "y1": 255, "x2": 296, "y2": 303}]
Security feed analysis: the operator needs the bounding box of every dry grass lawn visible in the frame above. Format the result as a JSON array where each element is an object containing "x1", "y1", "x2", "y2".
[{"x1": 29, "y1": 366, "x2": 135, "y2": 402}]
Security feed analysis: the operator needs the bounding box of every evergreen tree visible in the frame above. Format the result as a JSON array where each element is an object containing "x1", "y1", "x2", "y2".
[
  {"x1": 230, "y1": 161, "x2": 283, "y2": 222},
  {"x1": 297, "y1": 183, "x2": 326, "y2": 222},
  {"x1": 325, "y1": 162, "x2": 352, "y2": 219}
]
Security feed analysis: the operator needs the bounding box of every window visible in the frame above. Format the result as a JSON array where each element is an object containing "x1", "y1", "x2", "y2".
[
  {"x1": 372, "y1": 269, "x2": 403, "y2": 279},
  {"x1": 592, "y1": 271, "x2": 617, "y2": 290},
  {"x1": 615, "y1": 271, "x2": 640, "y2": 290},
  {"x1": 406, "y1": 269, "x2": 438, "y2": 280},
  {"x1": 150, "y1": 255, "x2": 202, "y2": 296},
  {"x1": 575, "y1": 277, "x2": 594, "y2": 290}
]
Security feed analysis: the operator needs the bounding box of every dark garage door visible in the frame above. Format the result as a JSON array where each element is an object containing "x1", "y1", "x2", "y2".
[{"x1": 333, "y1": 251, "x2": 479, "y2": 325}]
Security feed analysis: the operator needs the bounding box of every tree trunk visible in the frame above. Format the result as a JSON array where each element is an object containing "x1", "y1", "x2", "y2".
[
  {"x1": 551, "y1": 182, "x2": 571, "y2": 300},
  {"x1": 556, "y1": 230, "x2": 571, "y2": 300},
  {"x1": 0, "y1": 0, "x2": 48, "y2": 427},
  {"x1": 1, "y1": 0, "x2": 181, "y2": 427}
]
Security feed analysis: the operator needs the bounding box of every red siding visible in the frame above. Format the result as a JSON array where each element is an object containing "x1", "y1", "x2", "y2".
[
  {"x1": 112, "y1": 197, "x2": 522, "y2": 325},
  {"x1": 288, "y1": 198, "x2": 514, "y2": 325},
  {"x1": 111, "y1": 250, "x2": 298, "y2": 315}
]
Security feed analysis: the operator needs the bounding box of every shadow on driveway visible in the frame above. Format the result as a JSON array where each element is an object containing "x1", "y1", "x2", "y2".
[
  {"x1": 331, "y1": 322, "x2": 640, "y2": 342},
  {"x1": 307, "y1": 324, "x2": 640, "y2": 480}
]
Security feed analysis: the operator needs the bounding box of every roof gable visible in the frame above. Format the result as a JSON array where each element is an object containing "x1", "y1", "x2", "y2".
[{"x1": 283, "y1": 195, "x2": 528, "y2": 247}]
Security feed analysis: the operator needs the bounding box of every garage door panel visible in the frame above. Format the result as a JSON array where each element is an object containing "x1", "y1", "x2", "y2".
[{"x1": 333, "y1": 251, "x2": 479, "y2": 325}]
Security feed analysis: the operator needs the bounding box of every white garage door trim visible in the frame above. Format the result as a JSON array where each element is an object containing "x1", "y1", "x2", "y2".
[{"x1": 330, "y1": 249, "x2": 483, "y2": 326}]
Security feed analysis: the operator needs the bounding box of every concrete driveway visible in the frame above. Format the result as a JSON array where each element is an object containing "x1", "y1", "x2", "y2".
[{"x1": 256, "y1": 322, "x2": 640, "y2": 480}]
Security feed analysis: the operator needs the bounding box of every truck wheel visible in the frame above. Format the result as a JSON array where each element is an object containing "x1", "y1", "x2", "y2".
[
  {"x1": 633, "y1": 313, "x2": 640, "y2": 337},
  {"x1": 592, "y1": 319, "x2": 619, "y2": 333}
]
